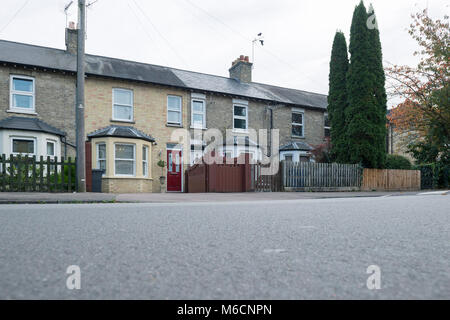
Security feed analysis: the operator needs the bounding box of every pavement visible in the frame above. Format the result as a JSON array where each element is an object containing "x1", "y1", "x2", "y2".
[
  {"x1": 0, "y1": 193, "x2": 449, "y2": 299},
  {"x1": 0, "y1": 190, "x2": 448, "y2": 204}
]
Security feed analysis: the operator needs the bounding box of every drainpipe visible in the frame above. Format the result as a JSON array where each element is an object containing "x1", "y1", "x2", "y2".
[{"x1": 60, "y1": 136, "x2": 76, "y2": 159}]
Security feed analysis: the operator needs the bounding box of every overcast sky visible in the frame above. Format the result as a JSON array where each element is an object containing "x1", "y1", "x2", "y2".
[{"x1": 1, "y1": 0, "x2": 448, "y2": 106}]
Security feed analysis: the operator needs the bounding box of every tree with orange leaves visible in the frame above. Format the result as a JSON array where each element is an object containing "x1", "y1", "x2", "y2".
[{"x1": 386, "y1": 9, "x2": 449, "y2": 165}]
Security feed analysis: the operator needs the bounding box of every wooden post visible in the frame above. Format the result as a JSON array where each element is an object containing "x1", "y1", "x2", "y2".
[
  {"x1": 32, "y1": 156, "x2": 37, "y2": 192},
  {"x1": 68, "y1": 157, "x2": 72, "y2": 193},
  {"x1": 46, "y1": 156, "x2": 51, "y2": 192},
  {"x1": 1, "y1": 154, "x2": 5, "y2": 192},
  {"x1": 61, "y1": 157, "x2": 65, "y2": 192}
]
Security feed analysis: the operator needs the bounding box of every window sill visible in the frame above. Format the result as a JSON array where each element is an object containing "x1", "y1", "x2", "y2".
[
  {"x1": 7, "y1": 109, "x2": 38, "y2": 116},
  {"x1": 232, "y1": 129, "x2": 249, "y2": 134},
  {"x1": 110, "y1": 119, "x2": 135, "y2": 124},
  {"x1": 166, "y1": 123, "x2": 183, "y2": 128},
  {"x1": 190, "y1": 126, "x2": 207, "y2": 130},
  {"x1": 292, "y1": 135, "x2": 306, "y2": 139}
]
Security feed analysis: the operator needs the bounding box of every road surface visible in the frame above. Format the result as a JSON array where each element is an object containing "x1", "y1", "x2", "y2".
[{"x1": 0, "y1": 194, "x2": 449, "y2": 299}]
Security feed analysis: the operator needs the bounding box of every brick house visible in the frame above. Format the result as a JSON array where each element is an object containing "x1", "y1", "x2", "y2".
[
  {"x1": 0, "y1": 26, "x2": 328, "y2": 194},
  {"x1": 174, "y1": 56, "x2": 328, "y2": 164},
  {"x1": 0, "y1": 40, "x2": 77, "y2": 160}
]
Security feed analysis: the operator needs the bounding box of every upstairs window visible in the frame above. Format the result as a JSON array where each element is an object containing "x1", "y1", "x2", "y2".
[
  {"x1": 292, "y1": 110, "x2": 304, "y2": 137},
  {"x1": 191, "y1": 99, "x2": 206, "y2": 128},
  {"x1": 167, "y1": 95, "x2": 182, "y2": 126},
  {"x1": 324, "y1": 113, "x2": 331, "y2": 138},
  {"x1": 10, "y1": 75, "x2": 35, "y2": 112},
  {"x1": 113, "y1": 89, "x2": 133, "y2": 122},
  {"x1": 233, "y1": 104, "x2": 248, "y2": 131}
]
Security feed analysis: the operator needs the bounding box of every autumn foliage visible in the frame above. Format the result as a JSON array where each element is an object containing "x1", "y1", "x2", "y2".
[{"x1": 386, "y1": 9, "x2": 449, "y2": 164}]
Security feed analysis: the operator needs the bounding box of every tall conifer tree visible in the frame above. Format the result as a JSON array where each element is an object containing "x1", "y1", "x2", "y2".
[
  {"x1": 367, "y1": 4, "x2": 388, "y2": 167},
  {"x1": 346, "y1": 1, "x2": 385, "y2": 168},
  {"x1": 328, "y1": 31, "x2": 349, "y2": 163}
]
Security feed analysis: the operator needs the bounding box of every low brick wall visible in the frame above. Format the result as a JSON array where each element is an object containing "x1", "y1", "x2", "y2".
[{"x1": 101, "y1": 178, "x2": 153, "y2": 193}]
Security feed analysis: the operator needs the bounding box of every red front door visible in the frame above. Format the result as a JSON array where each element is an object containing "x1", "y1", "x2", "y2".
[{"x1": 167, "y1": 150, "x2": 182, "y2": 192}]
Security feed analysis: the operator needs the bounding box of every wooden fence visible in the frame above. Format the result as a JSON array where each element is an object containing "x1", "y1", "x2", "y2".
[
  {"x1": 361, "y1": 169, "x2": 421, "y2": 191},
  {"x1": 254, "y1": 163, "x2": 283, "y2": 192},
  {"x1": 282, "y1": 162, "x2": 362, "y2": 191},
  {"x1": 0, "y1": 154, "x2": 76, "y2": 193}
]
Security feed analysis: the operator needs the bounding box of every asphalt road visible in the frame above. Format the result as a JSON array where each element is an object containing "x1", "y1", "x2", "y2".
[{"x1": 0, "y1": 194, "x2": 449, "y2": 299}]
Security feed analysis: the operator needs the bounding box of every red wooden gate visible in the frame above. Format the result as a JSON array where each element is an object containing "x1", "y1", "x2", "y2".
[{"x1": 186, "y1": 154, "x2": 253, "y2": 193}]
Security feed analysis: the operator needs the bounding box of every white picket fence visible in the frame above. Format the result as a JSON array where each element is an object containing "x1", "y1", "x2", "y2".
[{"x1": 282, "y1": 162, "x2": 362, "y2": 190}]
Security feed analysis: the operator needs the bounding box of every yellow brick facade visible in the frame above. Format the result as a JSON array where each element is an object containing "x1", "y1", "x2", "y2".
[{"x1": 85, "y1": 77, "x2": 190, "y2": 193}]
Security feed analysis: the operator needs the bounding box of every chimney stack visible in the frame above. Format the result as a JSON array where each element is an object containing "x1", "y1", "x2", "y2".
[
  {"x1": 65, "y1": 21, "x2": 78, "y2": 55},
  {"x1": 229, "y1": 55, "x2": 253, "y2": 83}
]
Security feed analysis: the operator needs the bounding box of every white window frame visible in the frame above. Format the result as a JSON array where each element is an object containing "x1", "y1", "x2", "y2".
[
  {"x1": 167, "y1": 95, "x2": 182, "y2": 126},
  {"x1": 292, "y1": 109, "x2": 305, "y2": 138},
  {"x1": 324, "y1": 112, "x2": 331, "y2": 138},
  {"x1": 142, "y1": 145, "x2": 149, "y2": 177},
  {"x1": 112, "y1": 88, "x2": 134, "y2": 122},
  {"x1": 114, "y1": 143, "x2": 136, "y2": 177},
  {"x1": 9, "y1": 75, "x2": 35, "y2": 113},
  {"x1": 191, "y1": 98, "x2": 206, "y2": 129},
  {"x1": 10, "y1": 136, "x2": 36, "y2": 155},
  {"x1": 96, "y1": 143, "x2": 106, "y2": 175},
  {"x1": 46, "y1": 140, "x2": 56, "y2": 157},
  {"x1": 233, "y1": 104, "x2": 248, "y2": 132}
]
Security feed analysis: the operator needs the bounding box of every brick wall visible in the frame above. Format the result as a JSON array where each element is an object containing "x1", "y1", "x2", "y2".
[
  {"x1": 188, "y1": 92, "x2": 326, "y2": 152},
  {"x1": 85, "y1": 76, "x2": 190, "y2": 192}
]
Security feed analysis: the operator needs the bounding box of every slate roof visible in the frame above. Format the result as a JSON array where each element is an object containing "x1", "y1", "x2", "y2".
[
  {"x1": 0, "y1": 116, "x2": 66, "y2": 136},
  {"x1": 0, "y1": 39, "x2": 327, "y2": 110},
  {"x1": 279, "y1": 141, "x2": 313, "y2": 151},
  {"x1": 87, "y1": 125, "x2": 155, "y2": 142}
]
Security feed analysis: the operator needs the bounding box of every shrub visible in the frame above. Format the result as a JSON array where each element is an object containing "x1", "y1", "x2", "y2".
[{"x1": 385, "y1": 154, "x2": 412, "y2": 170}]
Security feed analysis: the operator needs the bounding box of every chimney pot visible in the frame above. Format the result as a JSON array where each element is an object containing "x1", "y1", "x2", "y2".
[
  {"x1": 229, "y1": 55, "x2": 253, "y2": 83},
  {"x1": 65, "y1": 22, "x2": 78, "y2": 55}
]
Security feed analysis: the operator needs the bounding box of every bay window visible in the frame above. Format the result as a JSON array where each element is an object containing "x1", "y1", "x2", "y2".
[
  {"x1": 142, "y1": 145, "x2": 149, "y2": 177},
  {"x1": 97, "y1": 143, "x2": 106, "y2": 172},
  {"x1": 12, "y1": 138, "x2": 35, "y2": 155},
  {"x1": 114, "y1": 143, "x2": 135, "y2": 176}
]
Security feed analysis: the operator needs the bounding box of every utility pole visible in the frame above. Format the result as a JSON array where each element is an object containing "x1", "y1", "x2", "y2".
[{"x1": 76, "y1": 0, "x2": 86, "y2": 192}]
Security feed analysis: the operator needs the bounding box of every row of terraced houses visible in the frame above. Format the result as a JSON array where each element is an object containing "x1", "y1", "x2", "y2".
[{"x1": 0, "y1": 25, "x2": 329, "y2": 193}]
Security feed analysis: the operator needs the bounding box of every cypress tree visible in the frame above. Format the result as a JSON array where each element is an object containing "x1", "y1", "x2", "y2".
[
  {"x1": 346, "y1": 1, "x2": 384, "y2": 168},
  {"x1": 367, "y1": 4, "x2": 388, "y2": 167},
  {"x1": 328, "y1": 31, "x2": 349, "y2": 163}
]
